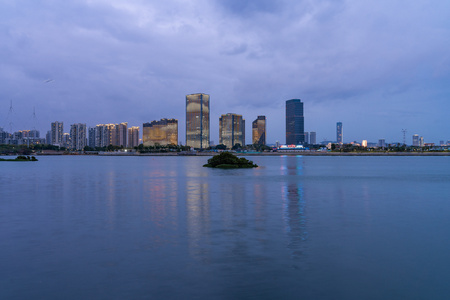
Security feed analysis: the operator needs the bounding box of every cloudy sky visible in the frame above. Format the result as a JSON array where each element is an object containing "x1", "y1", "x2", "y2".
[{"x1": 1, "y1": 0, "x2": 449, "y2": 144}]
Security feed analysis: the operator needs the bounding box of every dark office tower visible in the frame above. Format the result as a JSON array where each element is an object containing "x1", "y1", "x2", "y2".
[
  {"x1": 186, "y1": 93, "x2": 210, "y2": 149},
  {"x1": 336, "y1": 122, "x2": 343, "y2": 144},
  {"x1": 286, "y1": 99, "x2": 304, "y2": 145},
  {"x1": 252, "y1": 116, "x2": 266, "y2": 145}
]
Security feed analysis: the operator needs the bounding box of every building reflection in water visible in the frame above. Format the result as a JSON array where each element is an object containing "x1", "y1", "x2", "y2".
[
  {"x1": 186, "y1": 179, "x2": 210, "y2": 261},
  {"x1": 280, "y1": 155, "x2": 308, "y2": 259},
  {"x1": 141, "y1": 167, "x2": 179, "y2": 249}
]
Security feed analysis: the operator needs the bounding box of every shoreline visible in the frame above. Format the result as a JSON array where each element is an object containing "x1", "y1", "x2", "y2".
[{"x1": 28, "y1": 151, "x2": 450, "y2": 157}]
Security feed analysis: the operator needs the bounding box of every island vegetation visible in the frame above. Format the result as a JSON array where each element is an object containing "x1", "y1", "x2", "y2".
[
  {"x1": 203, "y1": 152, "x2": 258, "y2": 168},
  {"x1": 0, "y1": 155, "x2": 38, "y2": 162}
]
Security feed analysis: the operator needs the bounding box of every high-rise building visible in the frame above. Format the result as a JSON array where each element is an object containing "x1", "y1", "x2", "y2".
[
  {"x1": 69, "y1": 123, "x2": 86, "y2": 150},
  {"x1": 128, "y1": 126, "x2": 140, "y2": 148},
  {"x1": 88, "y1": 127, "x2": 96, "y2": 148},
  {"x1": 219, "y1": 113, "x2": 245, "y2": 149},
  {"x1": 412, "y1": 134, "x2": 419, "y2": 146},
  {"x1": 304, "y1": 132, "x2": 309, "y2": 144},
  {"x1": 419, "y1": 136, "x2": 424, "y2": 147},
  {"x1": 114, "y1": 122, "x2": 128, "y2": 147},
  {"x1": 310, "y1": 132, "x2": 316, "y2": 145},
  {"x1": 94, "y1": 124, "x2": 112, "y2": 147},
  {"x1": 336, "y1": 122, "x2": 343, "y2": 144},
  {"x1": 143, "y1": 119, "x2": 178, "y2": 146},
  {"x1": 186, "y1": 93, "x2": 210, "y2": 149},
  {"x1": 62, "y1": 133, "x2": 71, "y2": 149},
  {"x1": 378, "y1": 139, "x2": 386, "y2": 148},
  {"x1": 51, "y1": 121, "x2": 63, "y2": 146},
  {"x1": 286, "y1": 99, "x2": 304, "y2": 145},
  {"x1": 252, "y1": 116, "x2": 266, "y2": 145},
  {"x1": 45, "y1": 130, "x2": 51, "y2": 145},
  {"x1": 93, "y1": 123, "x2": 128, "y2": 147}
]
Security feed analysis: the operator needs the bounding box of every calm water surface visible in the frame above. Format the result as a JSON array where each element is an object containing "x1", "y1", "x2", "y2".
[{"x1": 1, "y1": 155, "x2": 450, "y2": 299}]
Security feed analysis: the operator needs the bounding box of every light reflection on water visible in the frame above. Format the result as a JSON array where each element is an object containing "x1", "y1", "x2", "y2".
[{"x1": 1, "y1": 155, "x2": 450, "y2": 299}]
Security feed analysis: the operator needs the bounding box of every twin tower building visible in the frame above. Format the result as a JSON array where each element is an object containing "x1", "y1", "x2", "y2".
[{"x1": 145, "y1": 93, "x2": 266, "y2": 149}]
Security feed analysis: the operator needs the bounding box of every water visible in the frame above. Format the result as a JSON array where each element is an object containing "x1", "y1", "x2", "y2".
[{"x1": 1, "y1": 155, "x2": 450, "y2": 299}]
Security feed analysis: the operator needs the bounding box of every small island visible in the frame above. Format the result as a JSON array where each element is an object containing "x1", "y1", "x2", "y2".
[
  {"x1": 0, "y1": 155, "x2": 38, "y2": 162},
  {"x1": 203, "y1": 152, "x2": 258, "y2": 168}
]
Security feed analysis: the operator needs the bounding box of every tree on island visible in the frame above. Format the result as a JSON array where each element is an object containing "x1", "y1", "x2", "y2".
[{"x1": 203, "y1": 152, "x2": 258, "y2": 168}]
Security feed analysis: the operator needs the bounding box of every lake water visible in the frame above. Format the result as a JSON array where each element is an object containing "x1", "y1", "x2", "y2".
[{"x1": 1, "y1": 155, "x2": 450, "y2": 299}]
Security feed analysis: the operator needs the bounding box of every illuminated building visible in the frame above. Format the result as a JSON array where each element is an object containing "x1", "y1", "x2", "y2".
[
  {"x1": 128, "y1": 126, "x2": 140, "y2": 148},
  {"x1": 252, "y1": 116, "x2": 266, "y2": 145},
  {"x1": 94, "y1": 124, "x2": 115, "y2": 147},
  {"x1": 362, "y1": 140, "x2": 368, "y2": 147},
  {"x1": 286, "y1": 99, "x2": 304, "y2": 145},
  {"x1": 143, "y1": 119, "x2": 178, "y2": 146},
  {"x1": 92, "y1": 123, "x2": 128, "y2": 147},
  {"x1": 336, "y1": 122, "x2": 343, "y2": 144},
  {"x1": 62, "y1": 133, "x2": 70, "y2": 149},
  {"x1": 69, "y1": 123, "x2": 86, "y2": 150},
  {"x1": 114, "y1": 122, "x2": 128, "y2": 147},
  {"x1": 186, "y1": 93, "x2": 209, "y2": 149},
  {"x1": 51, "y1": 121, "x2": 63, "y2": 146},
  {"x1": 219, "y1": 113, "x2": 245, "y2": 149}
]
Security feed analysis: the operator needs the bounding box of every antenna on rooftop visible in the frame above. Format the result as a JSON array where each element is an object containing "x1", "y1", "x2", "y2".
[
  {"x1": 7, "y1": 100, "x2": 15, "y2": 133},
  {"x1": 401, "y1": 129, "x2": 407, "y2": 145},
  {"x1": 32, "y1": 106, "x2": 39, "y2": 131}
]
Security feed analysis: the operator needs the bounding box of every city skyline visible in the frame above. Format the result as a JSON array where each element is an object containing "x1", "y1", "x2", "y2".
[{"x1": 1, "y1": 1, "x2": 449, "y2": 144}]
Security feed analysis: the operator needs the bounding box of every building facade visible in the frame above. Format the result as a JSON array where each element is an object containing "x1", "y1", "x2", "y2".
[
  {"x1": 336, "y1": 122, "x2": 343, "y2": 144},
  {"x1": 69, "y1": 123, "x2": 86, "y2": 150},
  {"x1": 186, "y1": 93, "x2": 210, "y2": 149},
  {"x1": 412, "y1": 134, "x2": 419, "y2": 146},
  {"x1": 128, "y1": 126, "x2": 140, "y2": 148},
  {"x1": 252, "y1": 116, "x2": 266, "y2": 145},
  {"x1": 286, "y1": 99, "x2": 304, "y2": 145},
  {"x1": 219, "y1": 113, "x2": 245, "y2": 149},
  {"x1": 88, "y1": 127, "x2": 96, "y2": 148},
  {"x1": 51, "y1": 121, "x2": 64, "y2": 146},
  {"x1": 62, "y1": 133, "x2": 70, "y2": 149},
  {"x1": 114, "y1": 122, "x2": 128, "y2": 147},
  {"x1": 310, "y1": 131, "x2": 316, "y2": 145},
  {"x1": 143, "y1": 119, "x2": 178, "y2": 146}
]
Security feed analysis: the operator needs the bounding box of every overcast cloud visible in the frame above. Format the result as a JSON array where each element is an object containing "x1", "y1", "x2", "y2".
[{"x1": 1, "y1": 0, "x2": 449, "y2": 144}]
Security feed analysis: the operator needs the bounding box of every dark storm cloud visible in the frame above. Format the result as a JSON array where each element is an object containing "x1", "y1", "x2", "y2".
[{"x1": 1, "y1": 0, "x2": 449, "y2": 143}]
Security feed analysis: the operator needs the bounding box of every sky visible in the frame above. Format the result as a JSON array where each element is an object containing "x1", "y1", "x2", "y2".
[{"x1": 1, "y1": 0, "x2": 449, "y2": 145}]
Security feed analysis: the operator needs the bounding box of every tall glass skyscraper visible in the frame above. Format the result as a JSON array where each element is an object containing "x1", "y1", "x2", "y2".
[
  {"x1": 252, "y1": 116, "x2": 266, "y2": 145},
  {"x1": 219, "y1": 113, "x2": 245, "y2": 149},
  {"x1": 285, "y1": 99, "x2": 304, "y2": 145},
  {"x1": 186, "y1": 93, "x2": 210, "y2": 149},
  {"x1": 336, "y1": 122, "x2": 343, "y2": 144}
]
